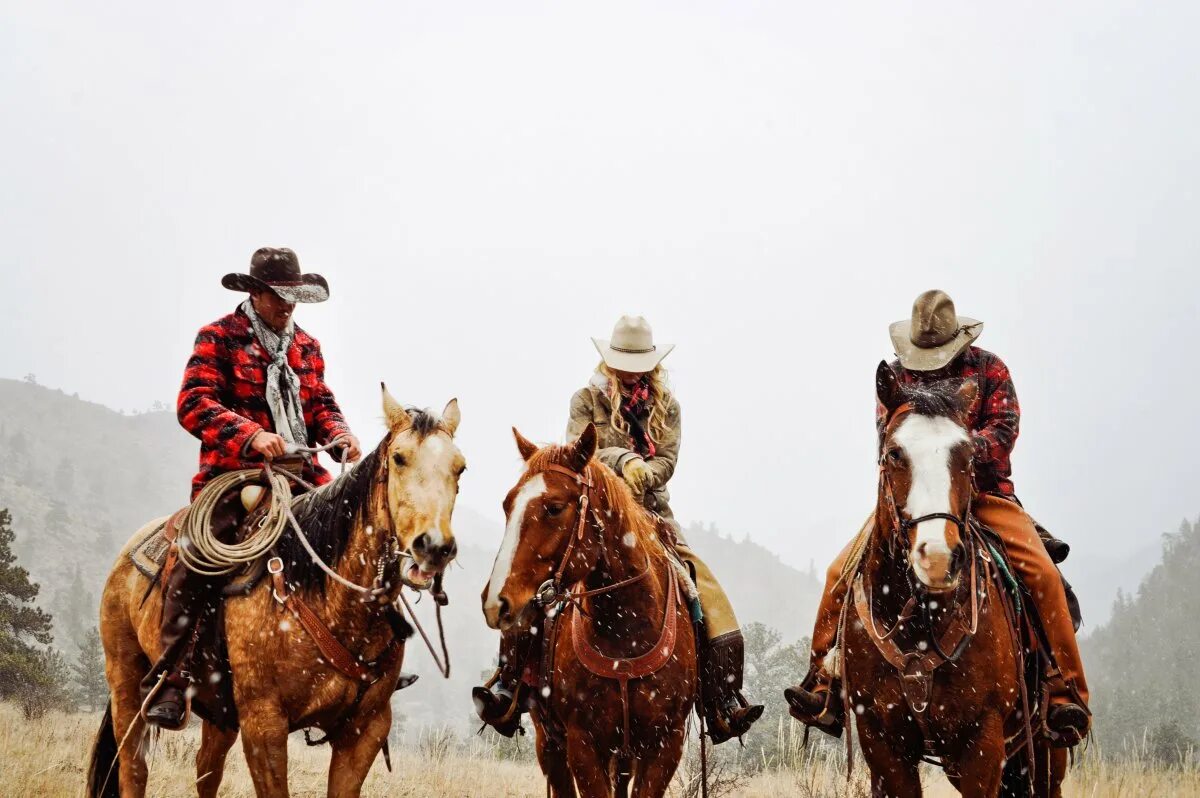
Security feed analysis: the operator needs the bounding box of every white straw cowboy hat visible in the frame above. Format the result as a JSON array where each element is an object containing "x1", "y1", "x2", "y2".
[
  {"x1": 592, "y1": 316, "x2": 675, "y2": 373},
  {"x1": 889, "y1": 290, "x2": 984, "y2": 371}
]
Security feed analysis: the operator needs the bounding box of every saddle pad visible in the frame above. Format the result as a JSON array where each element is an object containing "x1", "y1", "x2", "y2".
[{"x1": 129, "y1": 516, "x2": 172, "y2": 579}]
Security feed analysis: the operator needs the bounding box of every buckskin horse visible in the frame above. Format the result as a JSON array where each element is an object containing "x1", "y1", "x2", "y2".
[
  {"x1": 482, "y1": 425, "x2": 697, "y2": 798},
  {"x1": 833, "y1": 362, "x2": 1067, "y2": 797},
  {"x1": 88, "y1": 388, "x2": 466, "y2": 798}
]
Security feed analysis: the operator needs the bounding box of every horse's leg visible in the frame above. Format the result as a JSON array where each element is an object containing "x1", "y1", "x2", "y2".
[
  {"x1": 106, "y1": 657, "x2": 150, "y2": 798},
  {"x1": 534, "y1": 723, "x2": 575, "y2": 798},
  {"x1": 629, "y1": 725, "x2": 686, "y2": 798},
  {"x1": 857, "y1": 724, "x2": 922, "y2": 798},
  {"x1": 195, "y1": 721, "x2": 238, "y2": 798},
  {"x1": 953, "y1": 713, "x2": 1006, "y2": 798},
  {"x1": 237, "y1": 697, "x2": 291, "y2": 797},
  {"x1": 327, "y1": 705, "x2": 391, "y2": 798},
  {"x1": 565, "y1": 726, "x2": 613, "y2": 798},
  {"x1": 1034, "y1": 743, "x2": 1068, "y2": 798}
]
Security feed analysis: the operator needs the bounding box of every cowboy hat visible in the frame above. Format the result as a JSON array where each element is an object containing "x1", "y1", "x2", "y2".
[
  {"x1": 889, "y1": 290, "x2": 983, "y2": 371},
  {"x1": 222, "y1": 247, "x2": 330, "y2": 304},
  {"x1": 592, "y1": 315, "x2": 675, "y2": 373}
]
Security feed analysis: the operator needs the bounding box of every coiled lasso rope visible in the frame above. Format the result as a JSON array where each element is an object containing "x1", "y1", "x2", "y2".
[{"x1": 174, "y1": 439, "x2": 377, "y2": 593}]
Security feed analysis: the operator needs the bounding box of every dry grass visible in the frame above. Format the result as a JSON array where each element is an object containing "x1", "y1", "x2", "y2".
[{"x1": 2, "y1": 703, "x2": 1197, "y2": 797}]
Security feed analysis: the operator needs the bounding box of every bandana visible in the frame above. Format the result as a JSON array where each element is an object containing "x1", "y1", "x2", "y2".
[
  {"x1": 619, "y1": 378, "x2": 656, "y2": 458},
  {"x1": 241, "y1": 299, "x2": 309, "y2": 450}
]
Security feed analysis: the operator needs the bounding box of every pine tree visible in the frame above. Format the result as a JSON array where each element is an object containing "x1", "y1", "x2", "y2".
[
  {"x1": 0, "y1": 508, "x2": 67, "y2": 716},
  {"x1": 71, "y1": 626, "x2": 108, "y2": 712}
]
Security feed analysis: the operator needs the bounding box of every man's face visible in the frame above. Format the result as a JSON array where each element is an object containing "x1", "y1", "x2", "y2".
[{"x1": 250, "y1": 288, "x2": 296, "y2": 332}]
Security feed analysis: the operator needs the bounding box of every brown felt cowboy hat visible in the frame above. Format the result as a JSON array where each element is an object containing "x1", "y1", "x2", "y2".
[
  {"x1": 222, "y1": 247, "x2": 330, "y2": 304},
  {"x1": 889, "y1": 289, "x2": 984, "y2": 371},
  {"x1": 592, "y1": 315, "x2": 675, "y2": 373}
]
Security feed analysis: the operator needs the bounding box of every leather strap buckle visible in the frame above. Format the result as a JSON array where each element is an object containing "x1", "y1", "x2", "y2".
[{"x1": 267, "y1": 556, "x2": 284, "y2": 575}]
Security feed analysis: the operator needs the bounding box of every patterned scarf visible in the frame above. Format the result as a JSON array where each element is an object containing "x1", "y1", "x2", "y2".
[
  {"x1": 619, "y1": 378, "x2": 656, "y2": 458},
  {"x1": 241, "y1": 299, "x2": 308, "y2": 448}
]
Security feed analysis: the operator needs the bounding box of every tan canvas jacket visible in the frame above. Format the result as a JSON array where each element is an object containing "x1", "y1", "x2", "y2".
[{"x1": 565, "y1": 372, "x2": 681, "y2": 519}]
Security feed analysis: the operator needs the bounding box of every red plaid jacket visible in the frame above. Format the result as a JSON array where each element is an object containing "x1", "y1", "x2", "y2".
[
  {"x1": 878, "y1": 346, "x2": 1019, "y2": 497},
  {"x1": 178, "y1": 306, "x2": 352, "y2": 498}
]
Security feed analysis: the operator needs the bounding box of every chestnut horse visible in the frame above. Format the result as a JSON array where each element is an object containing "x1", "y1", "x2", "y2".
[
  {"x1": 482, "y1": 424, "x2": 697, "y2": 798},
  {"x1": 89, "y1": 388, "x2": 466, "y2": 798},
  {"x1": 834, "y1": 363, "x2": 1066, "y2": 797}
]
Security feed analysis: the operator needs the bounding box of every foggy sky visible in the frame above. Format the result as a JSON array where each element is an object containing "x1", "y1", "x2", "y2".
[{"x1": 2, "y1": 1, "x2": 1198, "y2": 578}]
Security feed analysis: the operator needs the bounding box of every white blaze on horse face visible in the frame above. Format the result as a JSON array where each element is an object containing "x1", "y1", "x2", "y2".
[
  {"x1": 892, "y1": 414, "x2": 969, "y2": 588},
  {"x1": 484, "y1": 473, "x2": 547, "y2": 620}
]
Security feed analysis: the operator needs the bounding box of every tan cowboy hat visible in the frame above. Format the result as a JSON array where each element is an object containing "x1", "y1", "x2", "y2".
[
  {"x1": 591, "y1": 315, "x2": 675, "y2": 373},
  {"x1": 222, "y1": 247, "x2": 330, "y2": 304},
  {"x1": 889, "y1": 290, "x2": 984, "y2": 371}
]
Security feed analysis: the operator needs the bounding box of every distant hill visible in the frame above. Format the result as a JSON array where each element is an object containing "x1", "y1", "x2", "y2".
[
  {"x1": 0, "y1": 377, "x2": 823, "y2": 732},
  {"x1": 1081, "y1": 515, "x2": 1200, "y2": 755}
]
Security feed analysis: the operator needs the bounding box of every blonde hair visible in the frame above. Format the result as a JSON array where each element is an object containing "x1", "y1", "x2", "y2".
[{"x1": 597, "y1": 362, "x2": 674, "y2": 445}]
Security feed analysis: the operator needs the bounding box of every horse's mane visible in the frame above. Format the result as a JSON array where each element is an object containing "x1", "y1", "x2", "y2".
[
  {"x1": 526, "y1": 444, "x2": 670, "y2": 569},
  {"x1": 281, "y1": 407, "x2": 446, "y2": 591},
  {"x1": 896, "y1": 379, "x2": 967, "y2": 420}
]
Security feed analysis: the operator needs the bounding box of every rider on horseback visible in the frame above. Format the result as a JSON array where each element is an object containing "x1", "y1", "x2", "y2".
[
  {"x1": 141, "y1": 248, "x2": 364, "y2": 729},
  {"x1": 473, "y1": 315, "x2": 764, "y2": 744},
  {"x1": 785, "y1": 290, "x2": 1091, "y2": 747}
]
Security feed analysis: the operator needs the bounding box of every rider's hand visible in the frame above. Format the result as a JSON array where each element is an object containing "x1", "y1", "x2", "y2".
[
  {"x1": 622, "y1": 457, "x2": 652, "y2": 493},
  {"x1": 249, "y1": 430, "x2": 288, "y2": 459},
  {"x1": 336, "y1": 434, "x2": 363, "y2": 463}
]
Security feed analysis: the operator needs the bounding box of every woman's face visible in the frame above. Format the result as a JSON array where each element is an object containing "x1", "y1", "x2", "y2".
[{"x1": 612, "y1": 368, "x2": 647, "y2": 389}]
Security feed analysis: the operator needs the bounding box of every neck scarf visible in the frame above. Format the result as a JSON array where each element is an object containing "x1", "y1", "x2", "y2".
[
  {"x1": 242, "y1": 299, "x2": 308, "y2": 448},
  {"x1": 619, "y1": 378, "x2": 656, "y2": 458}
]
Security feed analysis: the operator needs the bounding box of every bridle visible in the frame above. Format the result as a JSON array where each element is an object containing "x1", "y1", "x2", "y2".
[
  {"x1": 529, "y1": 464, "x2": 651, "y2": 611},
  {"x1": 877, "y1": 402, "x2": 974, "y2": 566}
]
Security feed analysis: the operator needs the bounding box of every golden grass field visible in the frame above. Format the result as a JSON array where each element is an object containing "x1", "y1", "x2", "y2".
[{"x1": 1, "y1": 703, "x2": 1196, "y2": 797}]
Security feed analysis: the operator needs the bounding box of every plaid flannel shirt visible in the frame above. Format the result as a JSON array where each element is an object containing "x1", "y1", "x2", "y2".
[
  {"x1": 877, "y1": 346, "x2": 1019, "y2": 497},
  {"x1": 178, "y1": 305, "x2": 352, "y2": 498}
]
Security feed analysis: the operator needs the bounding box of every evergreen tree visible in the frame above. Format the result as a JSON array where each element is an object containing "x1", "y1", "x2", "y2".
[
  {"x1": 54, "y1": 565, "x2": 92, "y2": 653},
  {"x1": 0, "y1": 508, "x2": 67, "y2": 717},
  {"x1": 72, "y1": 626, "x2": 108, "y2": 712}
]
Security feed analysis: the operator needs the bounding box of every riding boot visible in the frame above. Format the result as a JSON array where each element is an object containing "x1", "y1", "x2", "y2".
[
  {"x1": 784, "y1": 665, "x2": 845, "y2": 738},
  {"x1": 473, "y1": 625, "x2": 537, "y2": 737},
  {"x1": 700, "y1": 631, "x2": 764, "y2": 744},
  {"x1": 141, "y1": 559, "x2": 201, "y2": 730},
  {"x1": 141, "y1": 491, "x2": 243, "y2": 730}
]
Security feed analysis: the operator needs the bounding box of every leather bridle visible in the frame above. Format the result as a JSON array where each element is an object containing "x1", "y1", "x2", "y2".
[{"x1": 530, "y1": 464, "x2": 651, "y2": 610}]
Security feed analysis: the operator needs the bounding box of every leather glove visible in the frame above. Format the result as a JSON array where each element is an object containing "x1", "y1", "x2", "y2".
[{"x1": 622, "y1": 457, "x2": 652, "y2": 494}]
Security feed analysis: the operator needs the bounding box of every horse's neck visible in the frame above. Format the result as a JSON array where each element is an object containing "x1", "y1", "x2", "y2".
[
  {"x1": 580, "y1": 502, "x2": 669, "y2": 654},
  {"x1": 309, "y1": 497, "x2": 394, "y2": 646}
]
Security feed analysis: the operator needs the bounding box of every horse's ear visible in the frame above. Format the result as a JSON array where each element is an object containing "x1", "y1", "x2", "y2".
[
  {"x1": 381, "y1": 382, "x2": 411, "y2": 431},
  {"x1": 513, "y1": 428, "x2": 539, "y2": 462},
  {"x1": 956, "y1": 379, "x2": 979, "y2": 419},
  {"x1": 875, "y1": 361, "x2": 901, "y2": 413},
  {"x1": 441, "y1": 398, "x2": 461, "y2": 436},
  {"x1": 567, "y1": 423, "x2": 598, "y2": 473}
]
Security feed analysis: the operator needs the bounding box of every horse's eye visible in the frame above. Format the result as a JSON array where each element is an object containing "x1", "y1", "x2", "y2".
[
  {"x1": 546, "y1": 503, "x2": 566, "y2": 518},
  {"x1": 392, "y1": 453, "x2": 407, "y2": 468},
  {"x1": 887, "y1": 448, "x2": 904, "y2": 463}
]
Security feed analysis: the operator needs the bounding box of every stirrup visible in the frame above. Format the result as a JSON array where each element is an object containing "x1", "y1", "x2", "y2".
[
  {"x1": 1047, "y1": 702, "x2": 1089, "y2": 748},
  {"x1": 145, "y1": 684, "x2": 190, "y2": 731},
  {"x1": 784, "y1": 680, "x2": 844, "y2": 739},
  {"x1": 471, "y1": 685, "x2": 525, "y2": 738},
  {"x1": 706, "y1": 695, "x2": 764, "y2": 745}
]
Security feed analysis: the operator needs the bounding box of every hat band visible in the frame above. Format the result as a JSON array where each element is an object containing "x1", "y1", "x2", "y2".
[
  {"x1": 610, "y1": 344, "x2": 657, "y2": 354},
  {"x1": 912, "y1": 322, "x2": 982, "y2": 349}
]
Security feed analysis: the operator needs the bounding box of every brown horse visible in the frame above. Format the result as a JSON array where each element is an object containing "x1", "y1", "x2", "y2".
[
  {"x1": 89, "y1": 388, "x2": 466, "y2": 798},
  {"x1": 482, "y1": 424, "x2": 697, "y2": 798},
  {"x1": 835, "y1": 362, "x2": 1066, "y2": 797}
]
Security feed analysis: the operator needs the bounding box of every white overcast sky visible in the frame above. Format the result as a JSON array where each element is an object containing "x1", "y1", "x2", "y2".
[{"x1": 1, "y1": 2, "x2": 1198, "y2": 573}]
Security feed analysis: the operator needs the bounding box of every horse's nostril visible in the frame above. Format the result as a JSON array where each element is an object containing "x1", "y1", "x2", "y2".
[
  {"x1": 444, "y1": 540, "x2": 458, "y2": 560},
  {"x1": 412, "y1": 533, "x2": 429, "y2": 554}
]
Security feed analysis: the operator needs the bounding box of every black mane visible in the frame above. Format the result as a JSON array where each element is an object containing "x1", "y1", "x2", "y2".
[
  {"x1": 278, "y1": 447, "x2": 381, "y2": 591},
  {"x1": 275, "y1": 407, "x2": 445, "y2": 591},
  {"x1": 898, "y1": 379, "x2": 965, "y2": 417}
]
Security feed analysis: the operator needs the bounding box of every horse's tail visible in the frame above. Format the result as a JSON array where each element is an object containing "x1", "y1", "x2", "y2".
[{"x1": 86, "y1": 701, "x2": 120, "y2": 798}]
